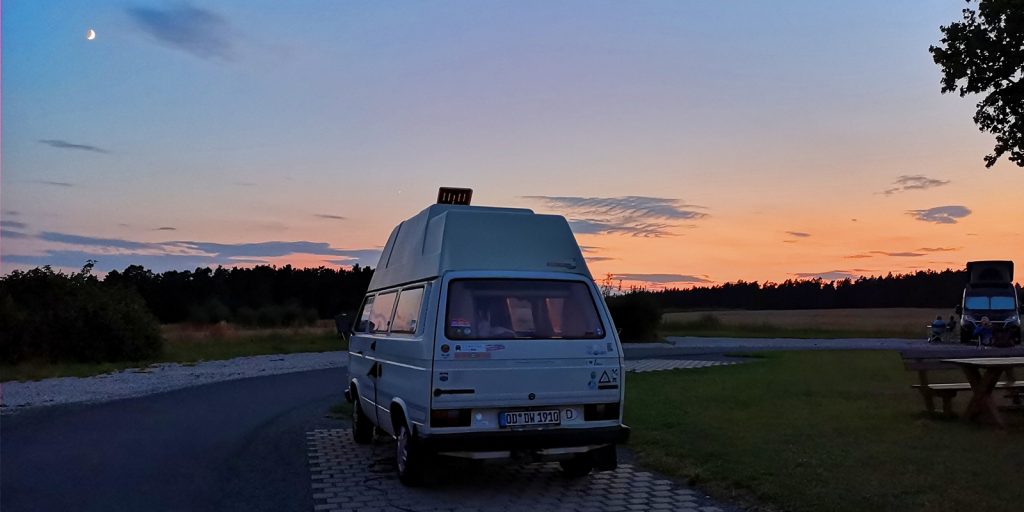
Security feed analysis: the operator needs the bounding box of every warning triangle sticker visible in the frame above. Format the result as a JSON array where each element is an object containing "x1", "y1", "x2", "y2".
[{"x1": 598, "y1": 371, "x2": 611, "y2": 384}]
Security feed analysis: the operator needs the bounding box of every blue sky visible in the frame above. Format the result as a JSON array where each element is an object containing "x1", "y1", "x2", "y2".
[{"x1": 2, "y1": 1, "x2": 1021, "y2": 285}]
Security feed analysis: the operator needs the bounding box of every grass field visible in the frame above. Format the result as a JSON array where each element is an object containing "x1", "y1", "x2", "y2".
[
  {"x1": 661, "y1": 308, "x2": 951, "y2": 339},
  {"x1": 625, "y1": 351, "x2": 1024, "y2": 512},
  {"x1": 1, "y1": 323, "x2": 345, "y2": 382}
]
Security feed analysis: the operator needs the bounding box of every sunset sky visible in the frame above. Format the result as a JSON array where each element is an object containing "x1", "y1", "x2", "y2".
[{"x1": 2, "y1": 1, "x2": 1022, "y2": 288}]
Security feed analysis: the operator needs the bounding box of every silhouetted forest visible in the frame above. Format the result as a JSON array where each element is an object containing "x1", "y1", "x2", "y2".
[
  {"x1": 28, "y1": 265, "x2": 1022, "y2": 326},
  {"x1": 104, "y1": 264, "x2": 373, "y2": 324},
  {"x1": 636, "y1": 269, "x2": 1023, "y2": 311}
]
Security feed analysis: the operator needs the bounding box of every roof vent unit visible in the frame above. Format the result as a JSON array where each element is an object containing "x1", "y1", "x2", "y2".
[{"x1": 437, "y1": 187, "x2": 473, "y2": 205}]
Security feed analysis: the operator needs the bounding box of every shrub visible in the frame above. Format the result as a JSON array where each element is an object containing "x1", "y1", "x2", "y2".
[
  {"x1": 0, "y1": 264, "x2": 163, "y2": 364},
  {"x1": 606, "y1": 293, "x2": 662, "y2": 342}
]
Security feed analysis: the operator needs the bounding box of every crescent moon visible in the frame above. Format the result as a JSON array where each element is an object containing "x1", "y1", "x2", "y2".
[{"x1": 86, "y1": 29, "x2": 96, "y2": 40}]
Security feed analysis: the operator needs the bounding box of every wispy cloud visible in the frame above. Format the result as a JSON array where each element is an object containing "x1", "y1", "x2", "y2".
[
  {"x1": 525, "y1": 195, "x2": 708, "y2": 238},
  {"x1": 584, "y1": 256, "x2": 616, "y2": 263},
  {"x1": 155, "y1": 226, "x2": 177, "y2": 231},
  {"x1": 1, "y1": 220, "x2": 27, "y2": 230},
  {"x1": 917, "y1": 247, "x2": 960, "y2": 253},
  {"x1": 39, "y1": 232, "x2": 154, "y2": 251},
  {"x1": 871, "y1": 250, "x2": 924, "y2": 257},
  {"x1": 1, "y1": 229, "x2": 31, "y2": 240},
  {"x1": 33, "y1": 180, "x2": 75, "y2": 188},
  {"x1": 314, "y1": 214, "x2": 346, "y2": 221},
  {"x1": 127, "y1": 3, "x2": 235, "y2": 60},
  {"x1": 567, "y1": 219, "x2": 677, "y2": 238},
  {"x1": 881, "y1": 175, "x2": 950, "y2": 195},
  {"x1": 6, "y1": 230, "x2": 382, "y2": 272},
  {"x1": 38, "y1": 139, "x2": 110, "y2": 154},
  {"x1": 906, "y1": 205, "x2": 972, "y2": 224},
  {"x1": 785, "y1": 231, "x2": 812, "y2": 238},
  {"x1": 844, "y1": 254, "x2": 873, "y2": 259},
  {"x1": 613, "y1": 273, "x2": 712, "y2": 284}
]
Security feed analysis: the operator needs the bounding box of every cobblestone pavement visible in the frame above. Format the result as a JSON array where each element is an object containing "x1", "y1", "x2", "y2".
[
  {"x1": 307, "y1": 429, "x2": 730, "y2": 512},
  {"x1": 623, "y1": 359, "x2": 737, "y2": 373}
]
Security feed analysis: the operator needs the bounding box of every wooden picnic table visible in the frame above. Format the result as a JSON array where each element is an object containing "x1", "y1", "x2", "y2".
[{"x1": 942, "y1": 357, "x2": 1024, "y2": 428}]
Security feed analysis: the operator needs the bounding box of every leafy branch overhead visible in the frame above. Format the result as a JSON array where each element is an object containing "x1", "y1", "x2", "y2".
[{"x1": 929, "y1": 0, "x2": 1024, "y2": 168}]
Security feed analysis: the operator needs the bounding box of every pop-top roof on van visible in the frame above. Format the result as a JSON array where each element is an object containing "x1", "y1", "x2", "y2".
[
  {"x1": 966, "y1": 260, "x2": 1014, "y2": 284},
  {"x1": 367, "y1": 203, "x2": 591, "y2": 292}
]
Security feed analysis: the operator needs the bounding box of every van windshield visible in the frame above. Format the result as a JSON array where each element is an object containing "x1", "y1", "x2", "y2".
[
  {"x1": 446, "y1": 279, "x2": 605, "y2": 340},
  {"x1": 965, "y1": 295, "x2": 1016, "y2": 311}
]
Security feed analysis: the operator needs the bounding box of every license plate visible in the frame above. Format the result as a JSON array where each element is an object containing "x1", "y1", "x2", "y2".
[{"x1": 499, "y1": 410, "x2": 560, "y2": 427}]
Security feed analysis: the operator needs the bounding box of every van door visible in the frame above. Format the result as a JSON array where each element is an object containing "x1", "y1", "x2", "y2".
[
  {"x1": 431, "y1": 276, "x2": 623, "y2": 423},
  {"x1": 374, "y1": 284, "x2": 434, "y2": 435},
  {"x1": 348, "y1": 295, "x2": 379, "y2": 424}
]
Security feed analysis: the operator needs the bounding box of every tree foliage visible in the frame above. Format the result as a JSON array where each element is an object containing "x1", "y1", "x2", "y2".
[
  {"x1": 104, "y1": 264, "x2": 374, "y2": 324},
  {"x1": 930, "y1": 0, "x2": 1024, "y2": 167},
  {"x1": 640, "y1": 269, "x2": 1021, "y2": 311},
  {"x1": 0, "y1": 263, "x2": 162, "y2": 364}
]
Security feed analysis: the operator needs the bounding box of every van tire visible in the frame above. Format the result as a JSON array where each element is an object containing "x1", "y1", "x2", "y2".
[
  {"x1": 351, "y1": 396, "x2": 373, "y2": 445},
  {"x1": 396, "y1": 424, "x2": 426, "y2": 486},
  {"x1": 559, "y1": 454, "x2": 593, "y2": 478}
]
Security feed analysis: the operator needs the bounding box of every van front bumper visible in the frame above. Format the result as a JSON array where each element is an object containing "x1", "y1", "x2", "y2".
[{"x1": 417, "y1": 425, "x2": 630, "y2": 452}]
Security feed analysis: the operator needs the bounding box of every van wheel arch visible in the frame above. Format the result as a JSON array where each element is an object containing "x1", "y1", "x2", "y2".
[{"x1": 389, "y1": 402, "x2": 411, "y2": 437}]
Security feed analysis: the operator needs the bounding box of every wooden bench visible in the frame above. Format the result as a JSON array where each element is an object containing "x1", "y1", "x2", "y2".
[{"x1": 899, "y1": 348, "x2": 1024, "y2": 416}]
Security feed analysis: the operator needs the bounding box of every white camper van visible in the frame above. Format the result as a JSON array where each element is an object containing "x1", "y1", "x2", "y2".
[{"x1": 343, "y1": 188, "x2": 630, "y2": 485}]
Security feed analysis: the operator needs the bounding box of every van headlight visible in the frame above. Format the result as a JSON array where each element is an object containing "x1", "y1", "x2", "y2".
[{"x1": 1008, "y1": 314, "x2": 1021, "y2": 326}]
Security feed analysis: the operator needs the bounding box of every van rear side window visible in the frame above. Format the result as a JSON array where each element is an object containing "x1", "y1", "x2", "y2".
[
  {"x1": 391, "y1": 287, "x2": 424, "y2": 334},
  {"x1": 370, "y1": 291, "x2": 398, "y2": 333},
  {"x1": 446, "y1": 279, "x2": 604, "y2": 340}
]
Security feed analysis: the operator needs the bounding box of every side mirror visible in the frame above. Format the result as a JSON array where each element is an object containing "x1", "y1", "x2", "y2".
[
  {"x1": 334, "y1": 313, "x2": 353, "y2": 341},
  {"x1": 955, "y1": 305, "x2": 962, "y2": 315}
]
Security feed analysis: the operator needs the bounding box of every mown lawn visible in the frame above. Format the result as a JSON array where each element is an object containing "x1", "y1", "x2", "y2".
[
  {"x1": 1, "y1": 326, "x2": 345, "y2": 382},
  {"x1": 625, "y1": 351, "x2": 1024, "y2": 512}
]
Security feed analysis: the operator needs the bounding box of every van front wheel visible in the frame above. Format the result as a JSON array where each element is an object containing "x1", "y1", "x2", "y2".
[
  {"x1": 351, "y1": 397, "x2": 373, "y2": 445},
  {"x1": 396, "y1": 424, "x2": 427, "y2": 486}
]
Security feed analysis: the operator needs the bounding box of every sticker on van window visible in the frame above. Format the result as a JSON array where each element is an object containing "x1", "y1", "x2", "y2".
[{"x1": 450, "y1": 318, "x2": 471, "y2": 328}]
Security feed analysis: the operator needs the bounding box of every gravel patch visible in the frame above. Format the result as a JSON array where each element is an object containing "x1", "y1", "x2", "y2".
[{"x1": 0, "y1": 351, "x2": 348, "y2": 414}]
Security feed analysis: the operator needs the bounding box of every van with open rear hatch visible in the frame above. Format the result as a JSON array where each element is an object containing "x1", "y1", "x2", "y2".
[{"x1": 341, "y1": 188, "x2": 630, "y2": 485}]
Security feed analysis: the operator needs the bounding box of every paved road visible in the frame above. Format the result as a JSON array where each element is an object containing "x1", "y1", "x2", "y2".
[
  {"x1": 6, "y1": 338, "x2": 966, "y2": 512},
  {"x1": 2, "y1": 368, "x2": 346, "y2": 512},
  {"x1": 1, "y1": 350, "x2": 740, "y2": 512}
]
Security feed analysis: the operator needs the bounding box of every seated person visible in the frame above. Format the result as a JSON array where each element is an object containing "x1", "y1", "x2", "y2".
[
  {"x1": 973, "y1": 317, "x2": 993, "y2": 346},
  {"x1": 946, "y1": 314, "x2": 957, "y2": 332},
  {"x1": 930, "y1": 315, "x2": 946, "y2": 335}
]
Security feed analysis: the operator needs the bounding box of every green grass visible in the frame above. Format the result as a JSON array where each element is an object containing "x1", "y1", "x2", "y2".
[
  {"x1": 659, "y1": 322, "x2": 917, "y2": 339},
  {"x1": 625, "y1": 351, "x2": 1024, "y2": 512},
  {"x1": 659, "y1": 308, "x2": 952, "y2": 339},
  {"x1": 1, "y1": 329, "x2": 345, "y2": 382}
]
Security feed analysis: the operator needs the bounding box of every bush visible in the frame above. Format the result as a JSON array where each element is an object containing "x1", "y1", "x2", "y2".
[
  {"x1": 0, "y1": 264, "x2": 163, "y2": 364},
  {"x1": 606, "y1": 293, "x2": 662, "y2": 342}
]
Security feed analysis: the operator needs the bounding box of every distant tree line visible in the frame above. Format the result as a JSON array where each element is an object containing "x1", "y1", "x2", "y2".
[
  {"x1": 104, "y1": 264, "x2": 374, "y2": 325},
  {"x1": 632, "y1": 270, "x2": 1023, "y2": 311}
]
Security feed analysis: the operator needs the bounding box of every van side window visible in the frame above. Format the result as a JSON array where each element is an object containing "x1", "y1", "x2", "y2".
[
  {"x1": 391, "y1": 287, "x2": 425, "y2": 334},
  {"x1": 370, "y1": 291, "x2": 398, "y2": 333},
  {"x1": 354, "y1": 295, "x2": 374, "y2": 333}
]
